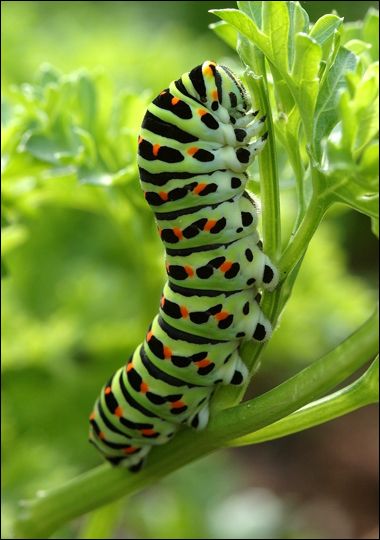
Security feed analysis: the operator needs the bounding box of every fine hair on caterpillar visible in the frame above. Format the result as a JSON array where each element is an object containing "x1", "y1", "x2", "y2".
[{"x1": 89, "y1": 61, "x2": 279, "y2": 471}]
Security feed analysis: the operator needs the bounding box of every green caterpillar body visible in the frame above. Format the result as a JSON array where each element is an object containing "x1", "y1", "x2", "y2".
[{"x1": 89, "y1": 61, "x2": 278, "y2": 471}]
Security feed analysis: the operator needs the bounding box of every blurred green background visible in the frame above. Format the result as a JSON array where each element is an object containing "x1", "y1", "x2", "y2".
[{"x1": 1, "y1": 1, "x2": 379, "y2": 539}]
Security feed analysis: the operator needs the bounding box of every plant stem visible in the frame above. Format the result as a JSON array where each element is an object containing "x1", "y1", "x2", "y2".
[
  {"x1": 227, "y1": 356, "x2": 379, "y2": 446},
  {"x1": 14, "y1": 310, "x2": 378, "y2": 539},
  {"x1": 211, "y1": 50, "x2": 282, "y2": 412},
  {"x1": 280, "y1": 191, "x2": 328, "y2": 278},
  {"x1": 245, "y1": 71, "x2": 281, "y2": 260}
]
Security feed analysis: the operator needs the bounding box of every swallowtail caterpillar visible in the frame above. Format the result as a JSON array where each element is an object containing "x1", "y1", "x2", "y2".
[{"x1": 89, "y1": 61, "x2": 278, "y2": 471}]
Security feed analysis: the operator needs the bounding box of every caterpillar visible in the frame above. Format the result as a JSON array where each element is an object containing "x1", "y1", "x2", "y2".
[{"x1": 89, "y1": 61, "x2": 278, "y2": 471}]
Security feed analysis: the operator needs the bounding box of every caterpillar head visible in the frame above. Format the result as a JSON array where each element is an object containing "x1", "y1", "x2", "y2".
[
  {"x1": 185, "y1": 61, "x2": 251, "y2": 123},
  {"x1": 216, "y1": 64, "x2": 251, "y2": 118}
]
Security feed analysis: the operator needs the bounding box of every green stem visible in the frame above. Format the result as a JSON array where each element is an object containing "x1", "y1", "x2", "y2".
[
  {"x1": 211, "y1": 47, "x2": 282, "y2": 413},
  {"x1": 79, "y1": 501, "x2": 124, "y2": 539},
  {"x1": 245, "y1": 70, "x2": 281, "y2": 259},
  {"x1": 290, "y1": 133, "x2": 306, "y2": 229},
  {"x1": 14, "y1": 310, "x2": 378, "y2": 539},
  {"x1": 227, "y1": 356, "x2": 379, "y2": 447},
  {"x1": 280, "y1": 192, "x2": 328, "y2": 278}
]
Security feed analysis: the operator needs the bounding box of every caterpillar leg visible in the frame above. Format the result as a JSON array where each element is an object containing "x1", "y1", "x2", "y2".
[
  {"x1": 187, "y1": 401, "x2": 210, "y2": 430},
  {"x1": 234, "y1": 109, "x2": 259, "y2": 128},
  {"x1": 89, "y1": 431, "x2": 152, "y2": 470},
  {"x1": 105, "y1": 455, "x2": 146, "y2": 472},
  {"x1": 246, "y1": 241, "x2": 279, "y2": 291},
  {"x1": 234, "y1": 115, "x2": 267, "y2": 145},
  {"x1": 234, "y1": 294, "x2": 273, "y2": 343},
  {"x1": 250, "y1": 302, "x2": 273, "y2": 342},
  {"x1": 217, "y1": 349, "x2": 249, "y2": 386},
  {"x1": 218, "y1": 133, "x2": 268, "y2": 173}
]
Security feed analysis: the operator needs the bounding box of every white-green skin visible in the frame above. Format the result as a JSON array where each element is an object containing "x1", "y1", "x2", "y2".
[{"x1": 89, "y1": 61, "x2": 278, "y2": 470}]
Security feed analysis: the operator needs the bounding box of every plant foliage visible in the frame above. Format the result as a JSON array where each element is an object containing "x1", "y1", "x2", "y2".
[{"x1": 2, "y1": 2, "x2": 378, "y2": 538}]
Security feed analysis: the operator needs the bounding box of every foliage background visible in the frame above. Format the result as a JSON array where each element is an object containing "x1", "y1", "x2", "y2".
[{"x1": 2, "y1": 1, "x2": 378, "y2": 538}]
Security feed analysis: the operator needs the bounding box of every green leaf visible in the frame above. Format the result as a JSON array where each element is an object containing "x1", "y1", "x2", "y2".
[
  {"x1": 78, "y1": 164, "x2": 136, "y2": 187},
  {"x1": 22, "y1": 128, "x2": 82, "y2": 165},
  {"x1": 371, "y1": 216, "x2": 379, "y2": 238},
  {"x1": 292, "y1": 33, "x2": 321, "y2": 83},
  {"x1": 363, "y1": 8, "x2": 379, "y2": 60},
  {"x1": 337, "y1": 61, "x2": 379, "y2": 161},
  {"x1": 210, "y1": 8, "x2": 270, "y2": 53},
  {"x1": 208, "y1": 21, "x2": 237, "y2": 49},
  {"x1": 338, "y1": 90, "x2": 355, "y2": 152},
  {"x1": 1, "y1": 99, "x2": 13, "y2": 127},
  {"x1": 287, "y1": 1, "x2": 310, "y2": 68},
  {"x1": 352, "y1": 63, "x2": 379, "y2": 155},
  {"x1": 35, "y1": 63, "x2": 61, "y2": 88},
  {"x1": 344, "y1": 39, "x2": 372, "y2": 56},
  {"x1": 77, "y1": 168, "x2": 112, "y2": 186},
  {"x1": 1, "y1": 224, "x2": 29, "y2": 255},
  {"x1": 358, "y1": 140, "x2": 379, "y2": 179},
  {"x1": 310, "y1": 14, "x2": 342, "y2": 45},
  {"x1": 76, "y1": 71, "x2": 97, "y2": 134},
  {"x1": 291, "y1": 33, "x2": 322, "y2": 138},
  {"x1": 74, "y1": 127, "x2": 97, "y2": 168},
  {"x1": 262, "y1": 1, "x2": 290, "y2": 72},
  {"x1": 237, "y1": 35, "x2": 260, "y2": 76},
  {"x1": 310, "y1": 14, "x2": 343, "y2": 61},
  {"x1": 329, "y1": 176, "x2": 379, "y2": 218},
  {"x1": 237, "y1": 1, "x2": 263, "y2": 27},
  {"x1": 313, "y1": 47, "x2": 357, "y2": 161},
  {"x1": 342, "y1": 21, "x2": 363, "y2": 44}
]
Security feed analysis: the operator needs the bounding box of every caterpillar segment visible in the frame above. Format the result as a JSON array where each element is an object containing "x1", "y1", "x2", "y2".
[{"x1": 90, "y1": 61, "x2": 278, "y2": 470}]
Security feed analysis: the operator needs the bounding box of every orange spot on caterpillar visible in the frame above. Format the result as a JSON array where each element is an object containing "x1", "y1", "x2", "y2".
[
  {"x1": 203, "y1": 64, "x2": 213, "y2": 76},
  {"x1": 180, "y1": 306, "x2": 189, "y2": 318},
  {"x1": 184, "y1": 265, "x2": 194, "y2": 277},
  {"x1": 193, "y1": 183, "x2": 207, "y2": 194},
  {"x1": 89, "y1": 411, "x2": 96, "y2": 421},
  {"x1": 171, "y1": 97, "x2": 180, "y2": 105},
  {"x1": 141, "y1": 428, "x2": 156, "y2": 436},
  {"x1": 211, "y1": 89, "x2": 219, "y2": 100},
  {"x1": 138, "y1": 135, "x2": 143, "y2": 144},
  {"x1": 114, "y1": 406, "x2": 123, "y2": 417},
  {"x1": 195, "y1": 359, "x2": 211, "y2": 368},
  {"x1": 123, "y1": 446, "x2": 138, "y2": 454},
  {"x1": 140, "y1": 382, "x2": 149, "y2": 393},
  {"x1": 197, "y1": 108, "x2": 207, "y2": 117},
  {"x1": 105, "y1": 386, "x2": 112, "y2": 395},
  {"x1": 204, "y1": 219, "x2": 217, "y2": 232},
  {"x1": 152, "y1": 144, "x2": 160, "y2": 156},
  {"x1": 187, "y1": 146, "x2": 198, "y2": 156},
  {"x1": 99, "y1": 431, "x2": 105, "y2": 440},
  {"x1": 146, "y1": 331, "x2": 153, "y2": 342},
  {"x1": 157, "y1": 227, "x2": 162, "y2": 237},
  {"x1": 171, "y1": 400, "x2": 186, "y2": 409},
  {"x1": 215, "y1": 311, "x2": 229, "y2": 321},
  {"x1": 159, "y1": 191, "x2": 169, "y2": 201},
  {"x1": 160, "y1": 296, "x2": 165, "y2": 308},
  {"x1": 126, "y1": 362, "x2": 134, "y2": 372},
  {"x1": 220, "y1": 261, "x2": 233, "y2": 273},
  {"x1": 173, "y1": 227, "x2": 183, "y2": 240},
  {"x1": 163, "y1": 346, "x2": 172, "y2": 359}
]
